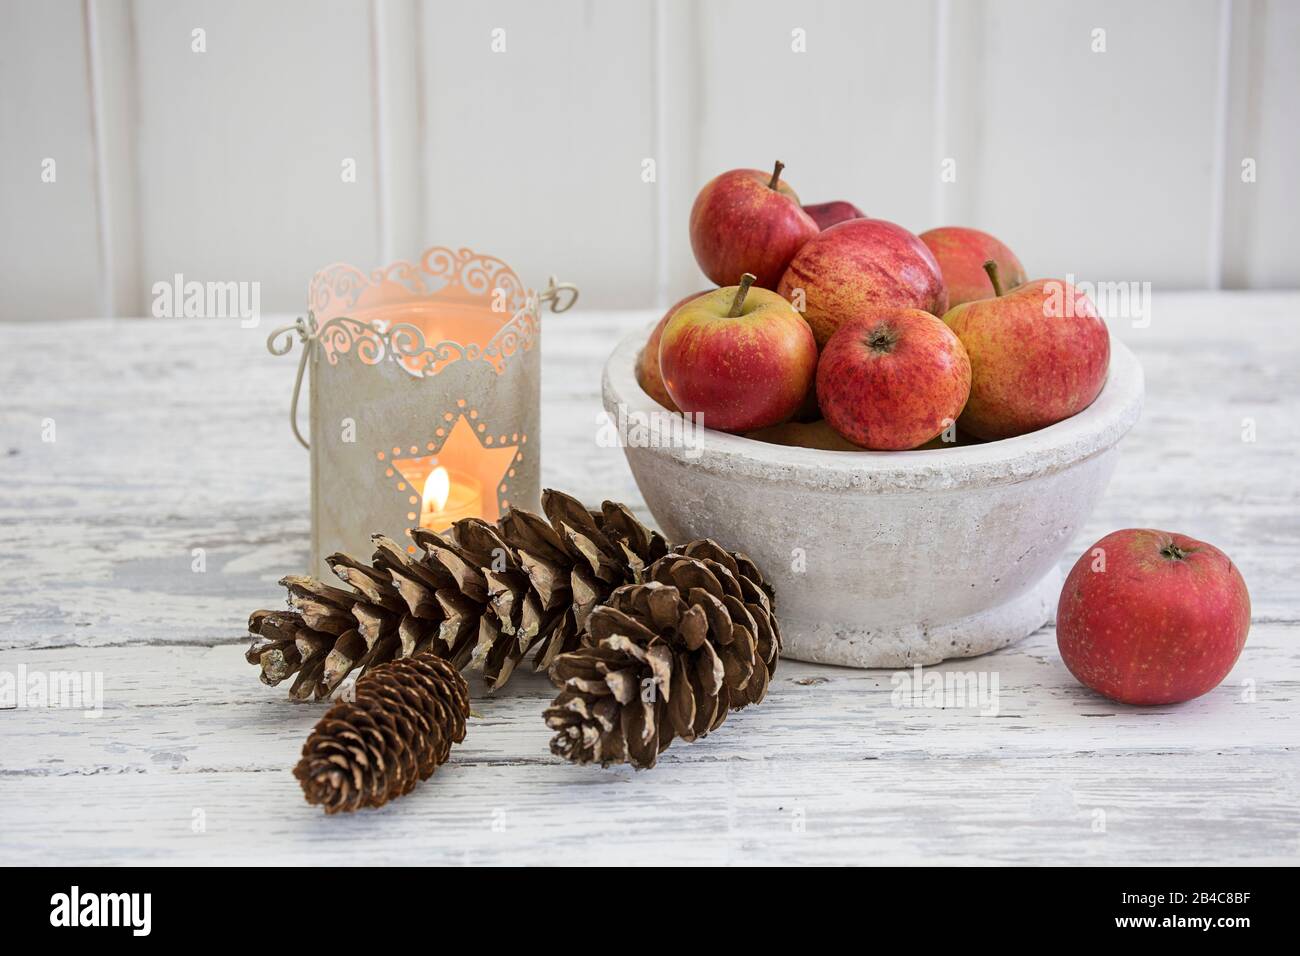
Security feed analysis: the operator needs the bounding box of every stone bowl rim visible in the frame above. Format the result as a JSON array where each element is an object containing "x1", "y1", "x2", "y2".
[{"x1": 601, "y1": 326, "x2": 1144, "y2": 494}]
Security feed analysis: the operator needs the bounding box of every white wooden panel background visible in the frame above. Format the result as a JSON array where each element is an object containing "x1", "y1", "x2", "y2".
[{"x1": 1, "y1": 0, "x2": 1297, "y2": 322}]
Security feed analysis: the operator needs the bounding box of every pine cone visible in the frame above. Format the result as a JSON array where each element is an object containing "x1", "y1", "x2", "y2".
[
  {"x1": 294, "y1": 652, "x2": 470, "y2": 813},
  {"x1": 544, "y1": 540, "x2": 780, "y2": 769},
  {"x1": 243, "y1": 539, "x2": 466, "y2": 702},
  {"x1": 246, "y1": 489, "x2": 668, "y2": 698},
  {"x1": 481, "y1": 489, "x2": 670, "y2": 683}
]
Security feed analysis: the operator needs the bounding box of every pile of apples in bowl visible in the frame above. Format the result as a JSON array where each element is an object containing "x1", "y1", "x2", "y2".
[{"x1": 602, "y1": 160, "x2": 1146, "y2": 667}]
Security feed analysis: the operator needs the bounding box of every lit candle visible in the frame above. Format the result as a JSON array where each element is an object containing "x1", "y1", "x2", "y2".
[{"x1": 420, "y1": 465, "x2": 483, "y2": 531}]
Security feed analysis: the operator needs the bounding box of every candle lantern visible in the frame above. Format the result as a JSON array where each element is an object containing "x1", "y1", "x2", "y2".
[{"x1": 268, "y1": 246, "x2": 577, "y2": 577}]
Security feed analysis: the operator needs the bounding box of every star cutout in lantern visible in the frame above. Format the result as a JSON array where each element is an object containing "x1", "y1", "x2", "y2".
[{"x1": 391, "y1": 413, "x2": 521, "y2": 526}]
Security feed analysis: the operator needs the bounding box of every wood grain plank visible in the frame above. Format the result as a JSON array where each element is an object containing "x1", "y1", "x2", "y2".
[
  {"x1": 1, "y1": 753, "x2": 1295, "y2": 865},
  {"x1": 417, "y1": 0, "x2": 658, "y2": 306},
  {"x1": 0, "y1": 0, "x2": 103, "y2": 320},
  {"x1": 130, "y1": 0, "x2": 382, "y2": 313},
  {"x1": 945, "y1": 0, "x2": 1223, "y2": 287},
  {"x1": 1222, "y1": 0, "x2": 1300, "y2": 288},
  {"x1": 1, "y1": 622, "x2": 1296, "y2": 778},
  {"x1": 370, "y1": 0, "x2": 425, "y2": 262},
  {"x1": 88, "y1": 0, "x2": 145, "y2": 317}
]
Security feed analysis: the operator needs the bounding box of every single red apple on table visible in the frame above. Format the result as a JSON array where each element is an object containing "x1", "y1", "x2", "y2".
[
  {"x1": 777, "y1": 218, "x2": 947, "y2": 348},
  {"x1": 803, "y1": 200, "x2": 866, "y2": 231},
  {"x1": 660, "y1": 274, "x2": 817, "y2": 433},
  {"x1": 636, "y1": 290, "x2": 710, "y2": 412},
  {"x1": 942, "y1": 262, "x2": 1109, "y2": 440},
  {"x1": 816, "y1": 307, "x2": 971, "y2": 450},
  {"x1": 1057, "y1": 529, "x2": 1251, "y2": 705},
  {"x1": 689, "y1": 160, "x2": 819, "y2": 291},
  {"x1": 920, "y1": 226, "x2": 1027, "y2": 308}
]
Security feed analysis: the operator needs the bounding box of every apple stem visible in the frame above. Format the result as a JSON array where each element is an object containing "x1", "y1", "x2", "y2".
[
  {"x1": 728, "y1": 273, "x2": 757, "y2": 317},
  {"x1": 767, "y1": 160, "x2": 785, "y2": 191},
  {"x1": 983, "y1": 259, "x2": 1004, "y2": 297}
]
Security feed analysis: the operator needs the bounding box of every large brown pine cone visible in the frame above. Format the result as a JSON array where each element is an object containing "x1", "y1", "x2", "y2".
[
  {"x1": 246, "y1": 489, "x2": 668, "y2": 698},
  {"x1": 294, "y1": 652, "x2": 470, "y2": 813},
  {"x1": 439, "y1": 489, "x2": 670, "y2": 687},
  {"x1": 543, "y1": 540, "x2": 780, "y2": 770}
]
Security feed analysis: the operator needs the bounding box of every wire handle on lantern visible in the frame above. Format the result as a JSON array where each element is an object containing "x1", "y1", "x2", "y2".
[
  {"x1": 266, "y1": 316, "x2": 315, "y2": 450},
  {"x1": 538, "y1": 276, "x2": 579, "y2": 314},
  {"x1": 265, "y1": 277, "x2": 574, "y2": 452}
]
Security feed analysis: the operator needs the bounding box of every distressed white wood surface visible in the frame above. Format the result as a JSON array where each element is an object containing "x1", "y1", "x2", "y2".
[{"x1": 0, "y1": 293, "x2": 1297, "y2": 864}]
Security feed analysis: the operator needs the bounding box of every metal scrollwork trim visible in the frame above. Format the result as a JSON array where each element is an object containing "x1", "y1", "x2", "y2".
[
  {"x1": 308, "y1": 247, "x2": 533, "y2": 319},
  {"x1": 314, "y1": 303, "x2": 539, "y2": 378},
  {"x1": 268, "y1": 248, "x2": 580, "y2": 448}
]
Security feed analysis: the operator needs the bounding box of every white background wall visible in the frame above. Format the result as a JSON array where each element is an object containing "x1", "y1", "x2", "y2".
[{"x1": 1, "y1": 0, "x2": 1297, "y2": 320}]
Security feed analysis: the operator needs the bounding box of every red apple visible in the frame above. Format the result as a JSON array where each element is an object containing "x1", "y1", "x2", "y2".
[
  {"x1": 689, "y1": 161, "x2": 819, "y2": 291},
  {"x1": 660, "y1": 274, "x2": 817, "y2": 433},
  {"x1": 636, "y1": 291, "x2": 709, "y2": 412},
  {"x1": 803, "y1": 200, "x2": 866, "y2": 231},
  {"x1": 777, "y1": 218, "x2": 948, "y2": 348},
  {"x1": 942, "y1": 263, "x2": 1109, "y2": 440},
  {"x1": 920, "y1": 226, "x2": 1027, "y2": 308},
  {"x1": 1057, "y1": 529, "x2": 1251, "y2": 705},
  {"x1": 816, "y1": 307, "x2": 971, "y2": 450}
]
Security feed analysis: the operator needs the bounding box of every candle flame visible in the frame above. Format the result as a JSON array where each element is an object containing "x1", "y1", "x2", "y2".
[{"x1": 423, "y1": 466, "x2": 451, "y2": 514}]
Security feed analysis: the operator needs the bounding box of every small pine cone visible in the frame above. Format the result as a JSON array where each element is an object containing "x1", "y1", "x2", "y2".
[
  {"x1": 544, "y1": 541, "x2": 780, "y2": 770},
  {"x1": 294, "y1": 652, "x2": 470, "y2": 813}
]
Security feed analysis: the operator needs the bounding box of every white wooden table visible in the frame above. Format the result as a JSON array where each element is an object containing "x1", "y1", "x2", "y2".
[{"x1": 2, "y1": 293, "x2": 1297, "y2": 865}]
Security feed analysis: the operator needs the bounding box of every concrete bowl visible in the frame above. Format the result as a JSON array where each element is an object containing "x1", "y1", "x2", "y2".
[{"x1": 601, "y1": 328, "x2": 1144, "y2": 667}]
